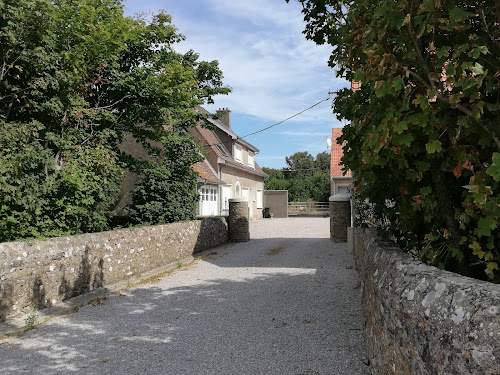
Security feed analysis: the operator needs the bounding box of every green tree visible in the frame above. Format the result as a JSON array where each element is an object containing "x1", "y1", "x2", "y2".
[
  {"x1": 0, "y1": 0, "x2": 230, "y2": 241},
  {"x1": 262, "y1": 167, "x2": 284, "y2": 180},
  {"x1": 263, "y1": 152, "x2": 331, "y2": 201},
  {"x1": 285, "y1": 151, "x2": 315, "y2": 178},
  {"x1": 127, "y1": 132, "x2": 203, "y2": 225},
  {"x1": 291, "y1": 0, "x2": 500, "y2": 281},
  {"x1": 310, "y1": 172, "x2": 331, "y2": 202},
  {"x1": 315, "y1": 151, "x2": 330, "y2": 174}
]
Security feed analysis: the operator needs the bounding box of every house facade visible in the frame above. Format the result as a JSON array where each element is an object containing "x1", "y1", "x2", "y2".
[
  {"x1": 330, "y1": 128, "x2": 353, "y2": 195},
  {"x1": 191, "y1": 107, "x2": 267, "y2": 220}
]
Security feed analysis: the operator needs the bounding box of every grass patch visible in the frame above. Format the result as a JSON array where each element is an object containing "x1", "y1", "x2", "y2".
[
  {"x1": 24, "y1": 310, "x2": 38, "y2": 332},
  {"x1": 88, "y1": 296, "x2": 108, "y2": 306},
  {"x1": 266, "y1": 246, "x2": 284, "y2": 256}
]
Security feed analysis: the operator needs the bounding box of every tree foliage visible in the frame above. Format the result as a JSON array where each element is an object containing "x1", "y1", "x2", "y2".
[
  {"x1": 292, "y1": 0, "x2": 500, "y2": 281},
  {"x1": 127, "y1": 132, "x2": 203, "y2": 225},
  {"x1": 263, "y1": 151, "x2": 330, "y2": 201},
  {"x1": 0, "y1": 0, "x2": 230, "y2": 241}
]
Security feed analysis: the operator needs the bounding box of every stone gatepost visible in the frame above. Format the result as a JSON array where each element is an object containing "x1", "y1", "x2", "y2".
[
  {"x1": 228, "y1": 198, "x2": 250, "y2": 242},
  {"x1": 329, "y1": 194, "x2": 351, "y2": 242}
]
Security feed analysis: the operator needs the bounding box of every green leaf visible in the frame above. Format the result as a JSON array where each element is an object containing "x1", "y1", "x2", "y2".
[
  {"x1": 375, "y1": 81, "x2": 391, "y2": 98},
  {"x1": 486, "y1": 153, "x2": 500, "y2": 181},
  {"x1": 418, "y1": 95, "x2": 430, "y2": 109},
  {"x1": 426, "y1": 140, "x2": 442, "y2": 154},
  {"x1": 469, "y1": 241, "x2": 486, "y2": 259},
  {"x1": 437, "y1": 46, "x2": 450, "y2": 58},
  {"x1": 450, "y1": 7, "x2": 474, "y2": 22},
  {"x1": 472, "y1": 46, "x2": 488, "y2": 59},
  {"x1": 393, "y1": 77, "x2": 404, "y2": 91},
  {"x1": 477, "y1": 216, "x2": 497, "y2": 237},
  {"x1": 394, "y1": 120, "x2": 408, "y2": 134},
  {"x1": 473, "y1": 63, "x2": 484, "y2": 75},
  {"x1": 397, "y1": 134, "x2": 414, "y2": 147}
]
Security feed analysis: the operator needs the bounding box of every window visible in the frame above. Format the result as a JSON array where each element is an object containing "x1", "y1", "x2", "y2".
[
  {"x1": 256, "y1": 189, "x2": 263, "y2": 209},
  {"x1": 234, "y1": 144, "x2": 242, "y2": 163},
  {"x1": 248, "y1": 151, "x2": 255, "y2": 168},
  {"x1": 215, "y1": 144, "x2": 228, "y2": 157}
]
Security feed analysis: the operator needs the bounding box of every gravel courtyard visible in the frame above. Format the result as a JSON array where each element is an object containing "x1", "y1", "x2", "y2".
[{"x1": 0, "y1": 217, "x2": 368, "y2": 375}]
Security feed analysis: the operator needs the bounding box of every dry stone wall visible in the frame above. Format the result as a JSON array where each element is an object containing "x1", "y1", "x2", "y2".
[
  {"x1": 0, "y1": 218, "x2": 227, "y2": 321},
  {"x1": 354, "y1": 228, "x2": 500, "y2": 375}
]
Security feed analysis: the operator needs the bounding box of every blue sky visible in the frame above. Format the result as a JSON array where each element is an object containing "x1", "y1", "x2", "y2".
[{"x1": 123, "y1": 0, "x2": 349, "y2": 169}]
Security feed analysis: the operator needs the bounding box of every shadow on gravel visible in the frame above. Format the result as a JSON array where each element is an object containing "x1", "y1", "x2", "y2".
[
  {"x1": 202, "y1": 238, "x2": 345, "y2": 270},
  {"x1": 0, "y1": 237, "x2": 368, "y2": 375}
]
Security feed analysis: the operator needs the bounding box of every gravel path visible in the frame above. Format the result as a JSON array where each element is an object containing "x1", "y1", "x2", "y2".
[{"x1": 0, "y1": 218, "x2": 368, "y2": 375}]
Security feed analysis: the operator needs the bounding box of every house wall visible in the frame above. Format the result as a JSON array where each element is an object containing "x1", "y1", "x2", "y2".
[
  {"x1": 0, "y1": 218, "x2": 228, "y2": 322},
  {"x1": 330, "y1": 177, "x2": 353, "y2": 196},
  {"x1": 263, "y1": 190, "x2": 288, "y2": 218},
  {"x1": 354, "y1": 228, "x2": 500, "y2": 375},
  {"x1": 115, "y1": 133, "x2": 159, "y2": 213},
  {"x1": 221, "y1": 165, "x2": 264, "y2": 220}
]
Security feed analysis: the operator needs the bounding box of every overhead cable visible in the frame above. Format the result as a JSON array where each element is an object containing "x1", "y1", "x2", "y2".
[{"x1": 203, "y1": 92, "x2": 336, "y2": 148}]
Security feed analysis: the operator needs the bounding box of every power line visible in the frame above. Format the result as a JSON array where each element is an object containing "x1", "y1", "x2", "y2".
[
  {"x1": 239, "y1": 93, "x2": 335, "y2": 138},
  {"x1": 202, "y1": 92, "x2": 336, "y2": 148}
]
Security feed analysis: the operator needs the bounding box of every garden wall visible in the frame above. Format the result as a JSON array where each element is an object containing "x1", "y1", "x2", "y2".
[
  {"x1": 0, "y1": 218, "x2": 228, "y2": 321},
  {"x1": 354, "y1": 228, "x2": 500, "y2": 375}
]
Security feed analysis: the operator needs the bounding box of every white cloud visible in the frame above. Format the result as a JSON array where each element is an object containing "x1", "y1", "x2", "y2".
[
  {"x1": 162, "y1": 2, "x2": 347, "y2": 124},
  {"x1": 123, "y1": 0, "x2": 348, "y2": 168}
]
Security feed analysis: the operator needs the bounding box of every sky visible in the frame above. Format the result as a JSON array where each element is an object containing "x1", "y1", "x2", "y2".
[{"x1": 123, "y1": 0, "x2": 349, "y2": 169}]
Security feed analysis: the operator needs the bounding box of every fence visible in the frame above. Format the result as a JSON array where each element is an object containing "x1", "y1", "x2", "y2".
[{"x1": 288, "y1": 202, "x2": 330, "y2": 216}]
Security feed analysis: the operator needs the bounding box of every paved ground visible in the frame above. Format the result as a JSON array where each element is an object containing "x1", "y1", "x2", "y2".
[{"x1": 0, "y1": 218, "x2": 369, "y2": 375}]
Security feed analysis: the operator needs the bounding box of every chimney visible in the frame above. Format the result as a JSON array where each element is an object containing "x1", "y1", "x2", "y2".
[{"x1": 216, "y1": 107, "x2": 231, "y2": 129}]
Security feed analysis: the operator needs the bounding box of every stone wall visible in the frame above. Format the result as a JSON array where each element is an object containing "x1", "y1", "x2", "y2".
[
  {"x1": 0, "y1": 218, "x2": 228, "y2": 321},
  {"x1": 354, "y1": 228, "x2": 500, "y2": 375},
  {"x1": 330, "y1": 194, "x2": 351, "y2": 242},
  {"x1": 228, "y1": 199, "x2": 249, "y2": 242}
]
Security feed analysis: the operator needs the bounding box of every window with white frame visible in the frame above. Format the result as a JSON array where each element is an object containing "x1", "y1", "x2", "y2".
[
  {"x1": 234, "y1": 144, "x2": 243, "y2": 163},
  {"x1": 256, "y1": 189, "x2": 263, "y2": 209},
  {"x1": 248, "y1": 151, "x2": 255, "y2": 168}
]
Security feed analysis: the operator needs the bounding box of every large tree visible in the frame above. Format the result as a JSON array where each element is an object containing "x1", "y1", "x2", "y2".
[
  {"x1": 0, "y1": 0, "x2": 230, "y2": 241},
  {"x1": 263, "y1": 151, "x2": 331, "y2": 201},
  {"x1": 291, "y1": 0, "x2": 500, "y2": 281}
]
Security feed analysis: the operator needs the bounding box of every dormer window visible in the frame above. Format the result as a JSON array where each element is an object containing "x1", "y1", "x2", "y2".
[
  {"x1": 248, "y1": 151, "x2": 255, "y2": 168},
  {"x1": 215, "y1": 144, "x2": 228, "y2": 157},
  {"x1": 234, "y1": 144, "x2": 243, "y2": 163}
]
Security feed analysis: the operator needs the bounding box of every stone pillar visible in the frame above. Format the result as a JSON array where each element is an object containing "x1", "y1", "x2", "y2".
[
  {"x1": 330, "y1": 194, "x2": 351, "y2": 242},
  {"x1": 228, "y1": 199, "x2": 249, "y2": 242}
]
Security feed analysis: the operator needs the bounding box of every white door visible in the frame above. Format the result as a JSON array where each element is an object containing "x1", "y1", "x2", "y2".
[{"x1": 199, "y1": 185, "x2": 218, "y2": 216}]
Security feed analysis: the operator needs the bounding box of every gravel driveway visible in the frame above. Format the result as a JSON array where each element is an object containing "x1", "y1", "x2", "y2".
[{"x1": 0, "y1": 217, "x2": 369, "y2": 375}]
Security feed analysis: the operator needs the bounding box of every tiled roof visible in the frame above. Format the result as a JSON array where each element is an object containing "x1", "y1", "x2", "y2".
[
  {"x1": 193, "y1": 107, "x2": 268, "y2": 178},
  {"x1": 330, "y1": 128, "x2": 352, "y2": 178},
  {"x1": 195, "y1": 124, "x2": 232, "y2": 162},
  {"x1": 195, "y1": 106, "x2": 238, "y2": 139},
  {"x1": 193, "y1": 159, "x2": 224, "y2": 184}
]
